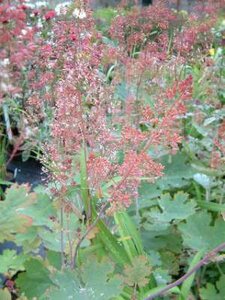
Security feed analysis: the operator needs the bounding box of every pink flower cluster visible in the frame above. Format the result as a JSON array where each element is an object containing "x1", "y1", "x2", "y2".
[
  {"x1": 41, "y1": 8, "x2": 193, "y2": 211},
  {"x1": 3, "y1": 0, "x2": 222, "y2": 212},
  {"x1": 0, "y1": 2, "x2": 37, "y2": 102},
  {"x1": 26, "y1": 1, "x2": 198, "y2": 212}
]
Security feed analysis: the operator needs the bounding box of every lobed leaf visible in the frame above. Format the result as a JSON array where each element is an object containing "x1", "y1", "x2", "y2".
[{"x1": 179, "y1": 211, "x2": 225, "y2": 252}]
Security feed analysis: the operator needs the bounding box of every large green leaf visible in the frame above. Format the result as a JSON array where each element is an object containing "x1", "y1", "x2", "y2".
[
  {"x1": 200, "y1": 274, "x2": 225, "y2": 300},
  {"x1": 37, "y1": 228, "x2": 63, "y2": 252},
  {"x1": 0, "y1": 185, "x2": 35, "y2": 242},
  {"x1": 156, "y1": 153, "x2": 195, "y2": 189},
  {"x1": 141, "y1": 227, "x2": 183, "y2": 253},
  {"x1": 144, "y1": 192, "x2": 196, "y2": 231},
  {"x1": 82, "y1": 259, "x2": 122, "y2": 299},
  {"x1": 46, "y1": 270, "x2": 80, "y2": 300},
  {"x1": 46, "y1": 251, "x2": 62, "y2": 270},
  {"x1": 138, "y1": 182, "x2": 161, "y2": 207},
  {"x1": 0, "y1": 250, "x2": 26, "y2": 276},
  {"x1": 16, "y1": 258, "x2": 53, "y2": 299},
  {"x1": 19, "y1": 191, "x2": 56, "y2": 228},
  {"x1": 15, "y1": 227, "x2": 41, "y2": 254},
  {"x1": 179, "y1": 211, "x2": 225, "y2": 251},
  {"x1": 138, "y1": 153, "x2": 195, "y2": 209},
  {"x1": 47, "y1": 259, "x2": 122, "y2": 300},
  {"x1": 0, "y1": 186, "x2": 57, "y2": 253}
]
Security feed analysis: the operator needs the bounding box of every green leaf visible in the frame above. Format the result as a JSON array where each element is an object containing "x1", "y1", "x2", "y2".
[
  {"x1": 148, "y1": 250, "x2": 161, "y2": 267},
  {"x1": 180, "y1": 250, "x2": 204, "y2": 300},
  {"x1": 16, "y1": 258, "x2": 53, "y2": 299},
  {"x1": 96, "y1": 219, "x2": 130, "y2": 266},
  {"x1": 0, "y1": 180, "x2": 12, "y2": 186},
  {"x1": 20, "y1": 191, "x2": 56, "y2": 227},
  {"x1": 0, "y1": 185, "x2": 34, "y2": 242},
  {"x1": 82, "y1": 259, "x2": 122, "y2": 299},
  {"x1": 38, "y1": 228, "x2": 63, "y2": 252},
  {"x1": 138, "y1": 153, "x2": 195, "y2": 209},
  {"x1": 46, "y1": 251, "x2": 61, "y2": 270},
  {"x1": 15, "y1": 227, "x2": 41, "y2": 253},
  {"x1": 47, "y1": 259, "x2": 122, "y2": 300},
  {"x1": 157, "y1": 153, "x2": 195, "y2": 189},
  {"x1": 0, "y1": 186, "x2": 57, "y2": 253},
  {"x1": 192, "y1": 123, "x2": 208, "y2": 137},
  {"x1": 197, "y1": 200, "x2": 225, "y2": 212},
  {"x1": 144, "y1": 192, "x2": 196, "y2": 231},
  {"x1": 138, "y1": 182, "x2": 161, "y2": 207},
  {"x1": 91, "y1": 203, "x2": 129, "y2": 266},
  {"x1": 46, "y1": 270, "x2": 80, "y2": 300},
  {"x1": 179, "y1": 211, "x2": 225, "y2": 252},
  {"x1": 0, "y1": 250, "x2": 26, "y2": 276},
  {"x1": 160, "y1": 251, "x2": 179, "y2": 275},
  {"x1": 114, "y1": 211, "x2": 144, "y2": 261},
  {"x1": 121, "y1": 255, "x2": 152, "y2": 288},
  {"x1": 200, "y1": 274, "x2": 225, "y2": 300},
  {"x1": 152, "y1": 268, "x2": 171, "y2": 286},
  {"x1": 142, "y1": 228, "x2": 182, "y2": 253}
]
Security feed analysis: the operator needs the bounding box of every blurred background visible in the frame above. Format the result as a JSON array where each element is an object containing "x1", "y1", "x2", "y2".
[{"x1": 25, "y1": 0, "x2": 201, "y2": 11}]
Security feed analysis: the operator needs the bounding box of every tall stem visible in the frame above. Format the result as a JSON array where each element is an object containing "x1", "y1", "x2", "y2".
[
  {"x1": 80, "y1": 145, "x2": 91, "y2": 220},
  {"x1": 60, "y1": 204, "x2": 65, "y2": 269},
  {"x1": 72, "y1": 202, "x2": 108, "y2": 269}
]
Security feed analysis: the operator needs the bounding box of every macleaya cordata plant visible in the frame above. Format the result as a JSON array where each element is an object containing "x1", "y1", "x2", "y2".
[{"x1": 37, "y1": 0, "x2": 194, "y2": 278}]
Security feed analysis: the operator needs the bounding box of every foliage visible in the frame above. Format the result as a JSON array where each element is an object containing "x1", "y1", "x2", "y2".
[
  {"x1": 0, "y1": 185, "x2": 34, "y2": 242},
  {"x1": 16, "y1": 259, "x2": 53, "y2": 299},
  {"x1": 0, "y1": 250, "x2": 26, "y2": 277},
  {"x1": 121, "y1": 255, "x2": 152, "y2": 288},
  {"x1": 46, "y1": 259, "x2": 122, "y2": 300},
  {"x1": 200, "y1": 274, "x2": 225, "y2": 300},
  {"x1": 179, "y1": 211, "x2": 225, "y2": 252},
  {"x1": 144, "y1": 192, "x2": 196, "y2": 231}
]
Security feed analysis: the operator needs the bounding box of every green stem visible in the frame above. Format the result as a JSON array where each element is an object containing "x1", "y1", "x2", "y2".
[{"x1": 80, "y1": 146, "x2": 91, "y2": 219}]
